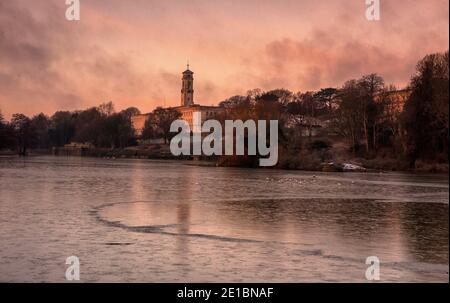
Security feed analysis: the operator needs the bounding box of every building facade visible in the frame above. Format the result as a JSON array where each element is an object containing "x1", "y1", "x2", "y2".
[
  {"x1": 374, "y1": 88, "x2": 411, "y2": 120},
  {"x1": 131, "y1": 65, "x2": 223, "y2": 135}
]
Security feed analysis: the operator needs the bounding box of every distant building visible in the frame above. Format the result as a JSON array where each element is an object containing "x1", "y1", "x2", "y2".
[
  {"x1": 131, "y1": 114, "x2": 149, "y2": 136},
  {"x1": 375, "y1": 89, "x2": 411, "y2": 114},
  {"x1": 131, "y1": 65, "x2": 223, "y2": 135},
  {"x1": 53, "y1": 142, "x2": 94, "y2": 156},
  {"x1": 64, "y1": 142, "x2": 94, "y2": 149},
  {"x1": 374, "y1": 89, "x2": 411, "y2": 124}
]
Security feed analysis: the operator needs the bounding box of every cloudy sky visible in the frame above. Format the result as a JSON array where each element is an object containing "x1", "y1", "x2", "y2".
[{"x1": 0, "y1": 0, "x2": 448, "y2": 119}]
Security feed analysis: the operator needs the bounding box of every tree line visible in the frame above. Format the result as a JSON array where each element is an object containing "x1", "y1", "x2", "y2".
[
  {"x1": 209, "y1": 50, "x2": 449, "y2": 168},
  {"x1": 0, "y1": 51, "x2": 448, "y2": 169},
  {"x1": 0, "y1": 102, "x2": 139, "y2": 155},
  {"x1": 0, "y1": 100, "x2": 186, "y2": 155}
]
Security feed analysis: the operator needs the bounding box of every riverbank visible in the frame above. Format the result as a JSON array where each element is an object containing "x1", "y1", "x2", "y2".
[{"x1": 1, "y1": 147, "x2": 448, "y2": 173}]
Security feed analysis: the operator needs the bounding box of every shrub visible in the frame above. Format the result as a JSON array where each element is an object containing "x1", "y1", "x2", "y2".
[{"x1": 308, "y1": 139, "x2": 332, "y2": 151}]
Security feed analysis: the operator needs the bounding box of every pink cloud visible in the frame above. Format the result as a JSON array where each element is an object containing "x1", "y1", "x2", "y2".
[{"x1": 0, "y1": 0, "x2": 448, "y2": 119}]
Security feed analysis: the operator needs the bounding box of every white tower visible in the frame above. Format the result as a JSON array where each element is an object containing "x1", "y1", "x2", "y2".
[{"x1": 181, "y1": 63, "x2": 194, "y2": 107}]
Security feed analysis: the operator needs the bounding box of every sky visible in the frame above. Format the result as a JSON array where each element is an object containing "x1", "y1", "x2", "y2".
[{"x1": 0, "y1": 0, "x2": 448, "y2": 119}]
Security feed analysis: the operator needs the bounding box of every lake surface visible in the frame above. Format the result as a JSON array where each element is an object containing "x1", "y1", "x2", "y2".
[{"x1": 0, "y1": 156, "x2": 448, "y2": 282}]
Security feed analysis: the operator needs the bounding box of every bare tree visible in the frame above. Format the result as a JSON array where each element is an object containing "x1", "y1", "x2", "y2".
[{"x1": 152, "y1": 107, "x2": 182, "y2": 144}]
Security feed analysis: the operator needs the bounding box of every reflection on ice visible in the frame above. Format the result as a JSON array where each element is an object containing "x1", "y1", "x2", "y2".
[{"x1": 0, "y1": 156, "x2": 448, "y2": 282}]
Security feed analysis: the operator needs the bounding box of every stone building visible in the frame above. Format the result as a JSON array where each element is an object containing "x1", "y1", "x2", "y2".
[
  {"x1": 131, "y1": 65, "x2": 222, "y2": 135},
  {"x1": 374, "y1": 88, "x2": 411, "y2": 121}
]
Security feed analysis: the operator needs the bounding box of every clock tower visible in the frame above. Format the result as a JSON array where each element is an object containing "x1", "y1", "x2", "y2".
[{"x1": 181, "y1": 64, "x2": 194, "y2": 107}]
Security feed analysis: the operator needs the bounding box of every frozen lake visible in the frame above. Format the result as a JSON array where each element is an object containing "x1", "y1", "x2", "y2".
[{"x1": 0, "y1": 156, "x2": 448, "y2": 282}]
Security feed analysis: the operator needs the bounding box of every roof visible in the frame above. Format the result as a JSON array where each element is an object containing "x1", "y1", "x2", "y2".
[{"x1": 172, "y1": 104, "x2": 221, "y2": 110}]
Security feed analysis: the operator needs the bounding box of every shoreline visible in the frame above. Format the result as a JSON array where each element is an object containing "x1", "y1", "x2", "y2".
[{"x1": 1, "y1": 150, "x2": 448, "y2": 174}]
